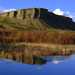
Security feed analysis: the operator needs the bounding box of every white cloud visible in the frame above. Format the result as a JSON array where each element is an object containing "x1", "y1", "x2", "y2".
[
  {"x1": 2, "y1": 8, "x2": 16, "y2": 12},
  {"x1": 64, "y1": 11, "x2": 75, "y2": 21},
  {"x1": 65, "y1": 11, "x2": 73, "y2": 18},
  {"x1": 53, "y1": 8, "x2": 73, "y2": 18},
  {"x1": 0, "y1": 6, "x2": 16, "y2": 13},
  {"x1": 53, "y1": 9, "x2": 64, "y2": 15},
  {"x1": 53, "y1": 8, "x2": 75, "y2": 21}
]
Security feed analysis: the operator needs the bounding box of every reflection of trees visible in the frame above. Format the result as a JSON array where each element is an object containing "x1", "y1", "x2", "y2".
[{"x1": 33, "y1": 56, "x2": 46, "y2": 64}]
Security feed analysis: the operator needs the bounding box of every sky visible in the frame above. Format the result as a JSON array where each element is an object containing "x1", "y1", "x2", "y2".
[{"x1": 0, "y1": 0, "x2": 75, "y2": 20}]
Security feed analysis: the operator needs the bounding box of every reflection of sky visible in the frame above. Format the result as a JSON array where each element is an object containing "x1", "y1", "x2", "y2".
[
  {"x1": 42, "y1": 56, "x2": 68, "y2": 61},
  {"x1": 42, "y1": 56, "x2": 69, "y2": 64},
  {"x1": 0, "y1": 55, "x2": 75, "y2": 75}
]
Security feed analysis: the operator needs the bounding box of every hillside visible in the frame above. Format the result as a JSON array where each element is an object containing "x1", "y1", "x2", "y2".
[
  {"x1": 0, "y1": 8, "x2": 75, "y2": 31},
  {"x1": 0, "y1": 8, "x2": 75, "y2": 44},
  {"x1": 0, "y1": 8, "x2": 75, "y2": 57}
]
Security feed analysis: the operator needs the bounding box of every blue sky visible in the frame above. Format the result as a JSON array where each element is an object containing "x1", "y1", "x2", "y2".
[
  {"x1": 0, "y1": 0, "x2": 75, "y2": 11},
  {"x1": 0, "y1": 0, "x2": 75, "y2": 20}
]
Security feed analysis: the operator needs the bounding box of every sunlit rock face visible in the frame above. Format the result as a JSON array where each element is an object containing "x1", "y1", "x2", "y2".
[{"x1": 0, "y1": 8, "x2": 48, "y2": 19}]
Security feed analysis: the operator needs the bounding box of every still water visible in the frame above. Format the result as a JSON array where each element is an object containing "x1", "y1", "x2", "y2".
[{"x1": 0, "y1": 55, "x2": 75, "y2": 75}]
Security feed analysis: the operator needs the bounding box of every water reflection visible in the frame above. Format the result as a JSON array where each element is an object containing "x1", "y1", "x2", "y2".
[
  {"x1": 0, "y1": 55, "x2": 70, "y2": 65},
  {"x1": 0, "y1": 55, "x2": 75, "y2": 75},
  {"x1": 0, "y1": 50, "x2": 47, "y2": 65},
  {"x1": 42, "y1": 56, "x2": 69, "y2": 64},
  {"x1": 0, "y1": 43, "x2": 75, "y2": 65},
  {"x1": 0, "y1": 49, "x2": 71, "y2": 65},
  {"x1": 0, "y1": 50, "x2": 75, "y2": 75}
]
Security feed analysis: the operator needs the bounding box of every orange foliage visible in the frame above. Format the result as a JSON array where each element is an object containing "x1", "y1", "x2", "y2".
[{"x1": 0, "y1": 29, "x2": 75, "y2": 44}]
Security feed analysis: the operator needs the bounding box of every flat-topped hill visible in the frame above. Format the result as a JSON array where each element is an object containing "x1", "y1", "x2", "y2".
[{"x1": 0, "y1": 8, "x2": 75, "y2": 31}]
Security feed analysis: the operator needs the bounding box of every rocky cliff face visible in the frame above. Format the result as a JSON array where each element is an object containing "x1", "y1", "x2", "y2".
[
  {"x1": 0, "y1": 8, "x2": 48, "y2": 19},
  {"x1": 0, "y1": 8, "x2": 75, "y2": 30}
]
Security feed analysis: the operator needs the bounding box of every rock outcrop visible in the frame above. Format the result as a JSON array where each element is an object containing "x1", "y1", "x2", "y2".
[{"x1": 0, "y1": 8, "x2": 48, "y2": 19}]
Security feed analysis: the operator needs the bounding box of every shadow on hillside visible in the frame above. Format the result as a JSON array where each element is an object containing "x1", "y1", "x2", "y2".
[{"x1": 40, "y1": 12, "x2": 75, "y2": 31}]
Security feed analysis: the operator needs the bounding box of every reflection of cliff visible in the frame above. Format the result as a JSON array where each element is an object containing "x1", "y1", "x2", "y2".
[
  {"x1": 0, "y1": 48, "x2": 71, "y2": 64},
  {"x1": 0, "y1": 49, "x2": 46, "y2": 65},
  {"x1": 0, "y1": 42, "x2": 75, "y2": 56},
  {"x1": 0, "y1": 43, "x2": 74, "y2": 62}
]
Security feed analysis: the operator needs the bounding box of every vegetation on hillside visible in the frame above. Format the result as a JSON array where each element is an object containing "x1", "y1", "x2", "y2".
[
  {"x1": 0, "y1": 30, "x2": 75, "y2": 44},
  {"x1": 0, "y1": 8, "x2": 75, "y2": 52}
]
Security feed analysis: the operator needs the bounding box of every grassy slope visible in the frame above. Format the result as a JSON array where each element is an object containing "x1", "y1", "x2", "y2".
[
  {"x1": 0, "y1": 16, "x2": 66, "y2": 31},
  {"x1": 0, "y1": 16, "x2": 47, "y2": 30}
]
